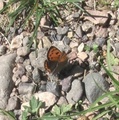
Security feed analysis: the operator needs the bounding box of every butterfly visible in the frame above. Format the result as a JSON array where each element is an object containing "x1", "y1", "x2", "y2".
[{"x1": 44, "y1": 46, "x2": 68, "y2": 74}]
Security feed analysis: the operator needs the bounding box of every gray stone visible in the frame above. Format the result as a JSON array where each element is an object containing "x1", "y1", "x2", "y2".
[
  {"x1": 0, "y1": 53, "x2": 16, "y2": 109},
  {"x1": 15, "y1": 56, "x2": 24, "y2": 63},
  {"x1": 25, "y1": 65, "x2": 32, "y2": 73},
  {"x1": 23, "y1": 36, "x2": 29, "y2": 46},
  {"x1": 46, "y1": 82, "x2": 60, "y2": 96},
  {"x1": 15, "y1": 64, "x2": 25, "y2": 77},
  {"x1": 57, "y1": 96, "x2": 68, "y2": 105},
  {"x1": 74, "y1": 25, "x2": 83, "y2": 38},
  {"x1": 17, "y1": 46, "x2": 30, "y2": 56},
  {"x1": 32, "y1": 68, "x2": 41, "y2": 84},
  {"x1": 6, "y1": 96, "x2": 19, "y2": 110},
  {"x1": 57, "y1": 26, "x2": 69, "y2": 35},
  {"x1": 62, "y1": 36, "x2": 71, "y2": 45},
  {"x1": 66, "y1": 79, "x2": 83, "y2": 104},
  {"x1": 0, "y1": 45, "x2": 7, "y2": 55},
  {"x1": 18, "y1": 83, "x2": 35, "y2": 95},
  {"x1": 94, "y1": 37, "x2": 106, "y2": 47},
  {"x1": 83, "y1": 72, "x2": 109, "y2": 103},
  {"x1": 61, "y1": 76, "x2": 72, "y2": 92}
]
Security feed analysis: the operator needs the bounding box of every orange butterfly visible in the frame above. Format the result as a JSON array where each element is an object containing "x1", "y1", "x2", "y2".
[{"x1": 44, "y1": 46, "x2": 68, "y2": 74}]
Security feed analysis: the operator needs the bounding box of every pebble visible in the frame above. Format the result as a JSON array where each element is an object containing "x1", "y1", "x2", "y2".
[
  {"x1": 0, "y1": 53, "x2": 16, "y2": 109},
  {"x1": 66, "y1": 79, "x2": 83, "y2": 104},
  {"x1": 6, "y1": 96, "x2": 19, "y2": 110},
  {"x1": 77, "y1": 52, "x2": 88, "y2": 61},
  {"x1": 61, "y1": 76, "x2": 73, "y2": 92},
  {"x1": 15, "y1": 56, "x2": 24, "y2": 63},
  {"x1": 78, "y1": 43, "x2": 84, "y2": 52},
  {"x1": 0, "y1": 45, "x2": 7, "y2": 55},
  {"x1": 22, "y1": 36, "x2": 29, "y2": 46},
  {"x1": 62, "y1": 36, "x2": 71, "y2": 45},
  {"x1": 74, "y1": 25, "x2": 83, "y2": 38},
  {"x1": 67, "y1": 31, "x2": 73, "y2": 38},
  {"x1": 11, "y1": 34, "x2": 23, "y2": 50},
  {"x1": 57, "y1": 96, "x2": 68, "y2": 105},
  {"x1": 83, "y1": 72, "x2": 109, "y2": 103},
  {"x1": 23, "y1": 59, "x2": 31, "y2": 66},
  {"x1": 94, "y1": 37, "x2": 106, "y2": 47},
  {"x1": 46, "y1": 82, "x2": 61, "y2": 97},
  {"x1": 18, "y1": 83, "x2": 35, "y2": 95},
  {"x1": 25, "y1": 65, "x2": 32, "y2": 73},
  {"x1": 29, "y1": 51, "x2": 37, "y2": 67},
  {"x1": 69, "y1": 41, "x2": 79, "y2": 48},
  {"x1": 82, "y1": 21, "x2": 93, "y2": 32},
  {"x1": 57, "y1": 26, "x2": 69, "y2": 35},
  {"x1": 17, "y1": 46, "x2": 30, "y2": 56},
  {"x1": 15, "y1": 64, "x2": 26, "y2": 77},
  {"x1": 0, "y1": 0, "x2": 3, "y2": 10},
  {"x1": 34, "y1": 92, "x2": 57, "y2": 110},
  {"x1": 0, "y1": 115, "x2": 10, "y2": 120},
  {"x1": 21, "y1": 75, "x2": 29, "y2": 83},
  {"x1": 39, "y1": 84, "x2": 46, "y2": 92},
  {"x1": 38, "y1": 36, "x2": 51, "y2": 49},
  {"x1": 32, "y1": 68, "x2": 41, "y2": 84}
]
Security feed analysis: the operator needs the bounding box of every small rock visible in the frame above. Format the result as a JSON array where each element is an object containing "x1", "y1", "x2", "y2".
[
  {"x1": 74, "y1": 25, "x2": 83, "y2": 38},
  {"x1": 82, "y1": 21, "x2": 93, "y2": 32},
  {"x1": 39, "y1": 84, "x2": 46, "y2": 92},
  {"x1": 0, "y1": 45, "x2": 7, "y2": 55},
  {"x1": 69, "y1": 41, "x2": 79, "y2": 48},
  {"x1": 57, "y1": 26, "x2": 69, "y2": 35},
  {"x1": 56, "y1": 34, "x2": 63, "y2": 41},
  {"x1": 25, "y1": 65, "x2": 32, "y2": 73},
  {"x1": 23, "y1": 59, "x2": 31, "y2": 66},
  {"x1": 6, "y1": 96, "x2": 19, "y2": 110},
  {"x1": 0, "y1": 53, "x2": 16, "y2": 109},
  {"x1": 94, "y1": 37, "x2": 106, "y2": 47},
  {"x1": 0, "y1": 115, "x2": 10, "y2": 120},
  {"x1": 15, "y1": 64, "x2": 25, "y2": 77},
  {"x1": 15, "y1": 56, "x2": 24, "y2": 63},
  {"x1": 67, "y1": 51, "x2": 77, "y2": 61},
  {"x1": 62, "y1": 36, "x2": 71, "y2": 45},
  {"x1": 61, "y1": 76, "x2": 73, "y2": 92},
  {"x1": 22, "y1": 36, "x2": 29, "y2": 46},
  {"x1": 83, "y1": 72, "x2": 109, "y2": 103},
  {"x1": 72, "y1": 12, "x2": 80, "y2": 18},
  {"x1": 17, "y1": 46, "x2": 30, "y2": 56},
  {"x1": 29, "y1": 51, "x2": 37, "y2": 61},
  {"x1": 78, "y1": 43, "x2": 84, "y2": 52},
  {"x1": 67, "y1": 31, "x2": 73, "y2": 38},
  {"x1": 18, "y1": 82, "x2": 35, "y2": 95},
  {"x1": 82, "y1": 35, "x2": 89, "y2": 42},
  {"x1": 38, "y1": 36, "x2": 51, "y2": 49},
  {"x1": 46, "y1": 82, "x2": 61, "y2": 96},
  {"x1": 0, "y1": 0, "x2": 3, "y2": 10},
  {"x1": 66, "y1": 79, "x2": 83, "y2": 104},
  {"x1": 32, "y1": 68, "x2": 41, "y2": 84},
  {"x1": 11, "y1": 34, "x2": 23, "y2": 50},
  {"x1": 114, "y1": 42, "x2": 119, "y2": 53},
  {"x1": 21, "y1": 75, "x2": 29, "y2": 83},
  {"x1": 34, "y1": 92, "x2": 57, "y2": 109},
  {"x1": 77, "y1": 52, "x2": 88, "y2": 61},
  {"x1": 57, "y1": 96, "x2": 68, "y2": 105}
]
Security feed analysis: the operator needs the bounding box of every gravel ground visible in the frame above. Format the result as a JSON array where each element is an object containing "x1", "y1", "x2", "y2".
[{"x1": 0, "y1": 0, "x2": 119, "y2": 120}]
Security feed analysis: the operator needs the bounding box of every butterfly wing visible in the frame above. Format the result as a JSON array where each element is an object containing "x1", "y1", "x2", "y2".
[
  {"x1": 44, "y1": 60, "x2": 57, "y2": 73},
  {"x1": 47, "y1": 46, "x2": 68, "y2": 62},
  {"x1": 45, "y1": 46, "x2": 68, "y2": 74},
  {"x1": 47, "y1": 46, "x2": 62, "y2": 61}
]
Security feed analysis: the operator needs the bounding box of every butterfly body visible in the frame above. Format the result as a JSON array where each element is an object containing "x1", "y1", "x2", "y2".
[{"x1": 44, "y1": 46, "x2": 68, "y2": 74}]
